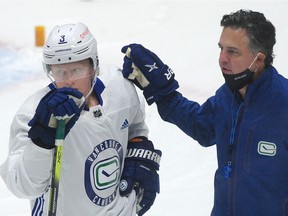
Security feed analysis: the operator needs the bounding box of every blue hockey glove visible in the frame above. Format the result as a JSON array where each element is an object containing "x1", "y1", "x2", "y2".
[
  {"x1": 28, "y1": 87, "x2": 85, "y2": 149},
  {"x1": 119, "y1": 138, "x2": 161, "y2": 216},
  {"x1": 121, "y1": 43, "x2": 179, "y2": 105}
]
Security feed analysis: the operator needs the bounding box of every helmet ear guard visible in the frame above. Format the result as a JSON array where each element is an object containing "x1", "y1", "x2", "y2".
[{"x1": 43, "y1": 22, "x2": 99, "y2": 75}]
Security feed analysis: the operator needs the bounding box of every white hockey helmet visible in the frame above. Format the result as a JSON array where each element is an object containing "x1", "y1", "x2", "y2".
[{"x1": 43, "y1": 22, "x2": 99, "y2": 75}]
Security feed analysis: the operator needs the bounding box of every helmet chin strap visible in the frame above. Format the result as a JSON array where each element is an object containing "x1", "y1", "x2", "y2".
[{"x1": 84, "y1": 72, "x2": 97, "y2": 99}]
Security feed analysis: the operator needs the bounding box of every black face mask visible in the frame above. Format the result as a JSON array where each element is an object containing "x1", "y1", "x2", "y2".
[
  {"x1": 222, "y1": 69, "x2": 255, "y2": 92},
  {"x1": 222, "y1": 53, "x2": 259, "y2": 92}
]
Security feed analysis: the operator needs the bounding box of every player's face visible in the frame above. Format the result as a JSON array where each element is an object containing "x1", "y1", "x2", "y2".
[
  {"x1": 51, "y1": 59, "x2": 94, "y2": 97},
  {"x1": 218, "y1": 27, "x2": 259, "y2": 75}
]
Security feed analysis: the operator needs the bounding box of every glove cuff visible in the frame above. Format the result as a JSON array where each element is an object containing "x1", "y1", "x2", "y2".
[
  {"x1": 126, "y1": 140, "x2": 162, "y2": 170},
  {"x1": 143, "y1": 79, "x2": 179, "y2": 106},
  {"x1": 28, "y1": 124, "x2": 56, "y2": 149}
]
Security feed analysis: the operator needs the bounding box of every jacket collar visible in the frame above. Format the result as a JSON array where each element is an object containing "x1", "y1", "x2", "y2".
[{"x1": 244, "y1": 65, "x2": 277, "y2": 102}]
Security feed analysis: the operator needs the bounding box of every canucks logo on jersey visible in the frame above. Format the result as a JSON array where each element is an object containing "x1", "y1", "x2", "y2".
[{"x1": 84, "y1": 139, "x2": 124, "y2": 206}]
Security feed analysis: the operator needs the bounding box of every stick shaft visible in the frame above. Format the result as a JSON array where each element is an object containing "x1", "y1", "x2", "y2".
[{"x1": 48, "y1": 119, "x2": 65, "y2": 216}]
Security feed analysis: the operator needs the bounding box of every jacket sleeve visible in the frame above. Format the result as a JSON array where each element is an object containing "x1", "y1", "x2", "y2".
[
  {"x1": 156, "y1": 91, "x2": 216, "y2": 147},
  {"x1": 0, "y1": 89, "x2": 53, "y2": 199}
]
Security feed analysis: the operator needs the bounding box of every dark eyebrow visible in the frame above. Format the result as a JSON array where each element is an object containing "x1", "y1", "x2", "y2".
[
  {"x1": 218, "y1": 43, "x2": 239, "y2": 52},
  {"x1": 227, "y1": 47, "x2": 239, "y2": 51}
]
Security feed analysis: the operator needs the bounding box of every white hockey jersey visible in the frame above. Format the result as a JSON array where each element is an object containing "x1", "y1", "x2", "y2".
[{"x1": 0, "y1": 64, "x2": 149, "y2": 216}]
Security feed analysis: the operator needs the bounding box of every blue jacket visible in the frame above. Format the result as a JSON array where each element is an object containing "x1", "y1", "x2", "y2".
[{"x1": 156, "y1": 66, "x2": 288, "y2": 216}]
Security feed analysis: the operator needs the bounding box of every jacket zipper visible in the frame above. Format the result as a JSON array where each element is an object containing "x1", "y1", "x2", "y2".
[
  {"x1": 226, "y1": 102, "x2": 244, "y2": 216},
  {"x1": 224, "y1": 102, "x2": 244, "y2": 179}
]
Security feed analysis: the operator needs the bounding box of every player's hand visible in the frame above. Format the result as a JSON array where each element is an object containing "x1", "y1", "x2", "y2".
[
  {"x1": 28, "y1": 87, "x2": 85, "y2": 149},
  {"x1": 119, "y1": 138, "x2": 161, "y2": 215},
  {"x1": 121, "y1": 44, "x2": 179, "y2": 105}
]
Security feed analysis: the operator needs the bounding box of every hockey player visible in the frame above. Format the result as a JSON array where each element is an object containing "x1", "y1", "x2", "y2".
[
  {"x1": 120, "y1": 9, "x2": 288, "y2": 216},
  {"x1": 0, "y1": 22, "x2": 161, "y2": 216}
]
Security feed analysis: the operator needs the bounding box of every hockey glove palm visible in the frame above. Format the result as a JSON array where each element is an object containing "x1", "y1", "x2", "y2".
[
  {"x1": 120, "y1": 138, "x2": 161, "y2": 215},
  {"x1": 28, "y1": 87, "x2": 85, "y2": 149},
  {"x1": 121, "y1": 43, "x2": 179, "y2": 105}
]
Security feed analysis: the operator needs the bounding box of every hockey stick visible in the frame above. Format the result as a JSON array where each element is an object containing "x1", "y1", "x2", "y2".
[{"x1": 48, "y1": 119, "x2": 65, "y2": 216}]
